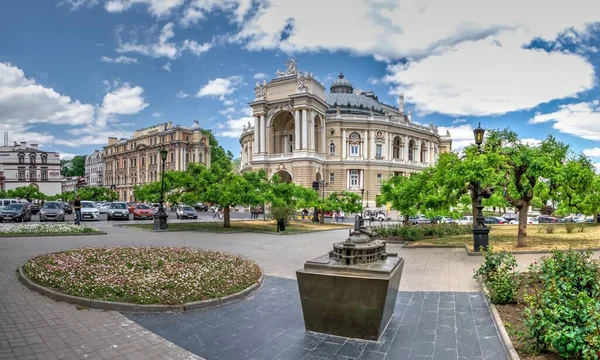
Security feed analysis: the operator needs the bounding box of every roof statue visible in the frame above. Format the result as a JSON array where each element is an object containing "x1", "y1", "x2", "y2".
[
  {"x1": 276, "y1": 58, "x2": 299, "y2": 77},
  {"x1": 446, "y1": 130, "x2": 451, "y2": 136},
  {"x1": 247, "y1": 121, "x2": 251, "y2": 128},
  {"x1": 296, "y1": 75, "x2": 308, "y2": 93},
  {"x1": 254, "y1": 81, "x2": 266, "y2": 100}
]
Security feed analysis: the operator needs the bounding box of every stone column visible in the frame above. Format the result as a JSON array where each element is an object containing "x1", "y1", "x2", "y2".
[
  {"x1": 362, "y1": 130, "x2": 367, "y2": 160},
  {"x1": 321, "y1": 116, "x2": 327, "y2": 154},
  {"x1": 253, "y1": 116, "x2": 259, "y2": 154},
  {"x1": 404, "y1": 135, "x2": 409, "y2": 161},
  {"x1": 310, "y1": 110, "x2": 316, "y2": 150},
  {"x1": 302, "y1": 108, "x2": 308, "y2": 149},
  {"x1": 294, "y1": 109, "x2": 301, "y2": 151},
  {"x1": 346, "y1": 170, "x2": 350, "y2": 190},
  {"x1": 342, "y1": 129, "x2": 346, "y2": 159},
  {"x1": 249, "y1": 140, "x2": 253, "y2": 161},
  {"x1": 175, "y1": 144, "x2": 179, "y2": 170},
  {"x1": 417, "y1": 140, "x2": 422, "y2": 163},
  {"x1": 260, "y1": 114, "x2": 266, "y2": 153},
  {"x1": 370, "y1": 130, "x2": 376, "y2": 159},
  {"x1": 284, "y1": 135, "x2": 289, "y2": 154}
]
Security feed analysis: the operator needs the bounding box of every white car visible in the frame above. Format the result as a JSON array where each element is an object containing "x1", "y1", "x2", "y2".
[
  {"x1": 80, "y1": 201, "x2": 99, "y2": 221},
  {"x1": 457, "y1": 216, "x2": 473, "y2": 225},
  {"x1": 509, "y1": 217, "x2": 538, "y2": 225},
  {"x1": 98, "y1": 203, "x2": 111, "y2": 214}
]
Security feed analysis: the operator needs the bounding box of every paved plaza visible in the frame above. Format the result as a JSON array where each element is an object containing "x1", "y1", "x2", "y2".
[{"x1": 0, "y1": 226, "x2": 555, "y2": 359}]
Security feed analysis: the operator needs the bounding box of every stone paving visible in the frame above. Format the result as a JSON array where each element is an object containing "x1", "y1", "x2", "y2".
[
  {"x1": 0, "y1": 225, "x2": 571, "y2": 359},
  {"x1": 126, "y1": 276, "x2": 507, "y2": 360}
]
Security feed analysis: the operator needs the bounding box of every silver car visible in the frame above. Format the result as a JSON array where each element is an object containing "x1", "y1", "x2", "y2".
[
  {"x1": 39, "y1": 201, "x2": 65, "y2": 222},
  {"x1": 80, "y1": 201, "x2": 99, "y2": 221},
  {"x1": 107, "y1": 202, "x2": 130, "y2": 221},
  {"x1": 98, "y1": 203, "x2": 111, "y2": 214}
]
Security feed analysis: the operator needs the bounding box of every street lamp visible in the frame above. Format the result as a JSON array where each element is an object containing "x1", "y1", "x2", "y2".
[
  {"x1": 472, "y1": 123, "x2": 491, "y2": 251},
  {"x1": 153, "y1": 147, "x2": 169, "y2": 231},
  {"x1": 360, "y1": 188, "x2": 365, "y2": 210}
]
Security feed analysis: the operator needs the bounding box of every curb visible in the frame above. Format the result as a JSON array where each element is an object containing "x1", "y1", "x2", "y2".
[
  {"x1": 118, "y1": 224, "x2": 349, "y2": 235},
  {"x1": 478, "y1": 279, "x2": 520, "y2": 360},
  {"x1": 0, "y1": 231, "x2": 106, "y2": 238},
  {"x1": 18, "y1": 267, "x2": 264, "y2": 313}
]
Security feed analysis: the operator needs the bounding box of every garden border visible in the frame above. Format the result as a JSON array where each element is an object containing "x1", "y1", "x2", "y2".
[
  {"x1": 392, "y1": 241, "x2": 600, "y2": 256},
  {"x1": 478, "y1": 280, "x2": 520, "y2": 360},
  {"x1": 116, "y1": 223, "x2": 351, "y2": 235},
  {"x1": 17, "y1": 266, "x2": 264, "y2": 313},
  {"x1": 0, "y1": 231, "x2": 106, "y2": 238}
]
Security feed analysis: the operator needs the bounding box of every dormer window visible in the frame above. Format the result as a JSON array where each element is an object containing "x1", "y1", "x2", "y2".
[
  {"x1": 18, "y1": 153, "x2": 25, "y2": 164},
  {"x1": 29, "y1": 153, "x2": 36, "y2": 164},
  {"x1": 41, "y1": 153, "x2": 47, "y2": 164}
]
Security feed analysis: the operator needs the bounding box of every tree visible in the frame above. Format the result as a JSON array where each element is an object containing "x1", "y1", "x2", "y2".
[
  {"x1": 553, "y1": 155, "x2": 596, "y2": 217},
  {"x1": 380, "y1": 172, "x2": 431, "y2": 225},
  {"x1": 7, "y1": 185, "x2": 46, "y2": 201},
  {"x1": 486, "y1": 130, "x2": 569, "y2": 247},
  {"x1": 60, "y1": 155, "x2": 86, "y2": 177},
  {"x1": 76, "y1": 187, "x2": 118, "y2": 201}
]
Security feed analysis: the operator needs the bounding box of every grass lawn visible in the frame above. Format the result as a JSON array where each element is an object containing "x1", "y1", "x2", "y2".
[
  {"x1": 126, "y1": 220, "x2": 351, "y2": 234},
  {"x1": 408, "y1": 224, "x2": 600, "y2": 252}
]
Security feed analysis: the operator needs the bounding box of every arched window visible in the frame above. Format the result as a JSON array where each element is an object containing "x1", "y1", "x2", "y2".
[
  {"x1": 18, "y1": 153, "x2": 25, "y2": 164},
  {"x1": 329, "y1": 143, "x2": 336, "y2": 155},
  {"x1": 420, "y1": 141, "x2": 427, "y2": 163},
  {"x1": 393, "y1": 137, "x2": 402, "y2": 159},
  {"x1": 408, "y1": 140, "x2": 415, "y2": 161},
  {"x1": 29, "y1": 153, "x2": 36, "y2": 164},
  {"x1": 41, "y1": 153, "x2": 47, "y2": 164},
  {"x1": 349, "y1": 132, "x2": 360, "y2": 140}
]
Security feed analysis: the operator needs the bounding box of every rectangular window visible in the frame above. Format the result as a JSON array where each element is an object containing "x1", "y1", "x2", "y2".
[
  {"x1": 41, "y1": 169, "x2": 48, "y2": 180},
  {"x1": 376, "y1": 144, "x2": 382, "y2": 158},
  {"x1": 193, "y1": 153, "x2": 196, "y2": 162},
  {"x1": 186, "y1": 135, "x2": 190, "y2": 142},
  {"x1": 329, "y1": 173, "x2": 335, "y2": 182},
  {"x1": 377, "y1": 173, "x2": 383, "y2": 185},
  {"x1": 29, "y1": 169, "x2": 36, "y2": 181},
  {"x1": 350, "y1": 144, "x2": 359, "y2": 156},
  {"x1": 350, "y1": 169, "x2": 359, "y2": 187},
  {"x1": 186, "y1": 152, "x2": 190, "y2": 163},
  {"x1": 18, "y1": 168, "x2": 25, "y2": 181},
  {"x1": 141, "y1": 157, "x2": 145, "y2": 166},
  {"x1": 329, "y1": 143, "x2": 335, "y2": 155},
  {"x1": 170, "y1": 134, "x2": 174, "y2": 142},
  {"x1": 171, "y1": 152, "x2": 175, "y2": 163}
]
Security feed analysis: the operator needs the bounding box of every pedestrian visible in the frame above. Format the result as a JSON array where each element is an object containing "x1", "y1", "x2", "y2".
[
  {"x1": 73, "y1": 195, "x2": 82, "y2": 225},
  {"x1": 213, "y1": 206, "x2": 220, "y2": 219}
]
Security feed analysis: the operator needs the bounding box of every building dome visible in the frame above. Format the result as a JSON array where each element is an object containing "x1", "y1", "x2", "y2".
[{"x1": 330, "y1": 73, "x2": 353, "y2": 94}]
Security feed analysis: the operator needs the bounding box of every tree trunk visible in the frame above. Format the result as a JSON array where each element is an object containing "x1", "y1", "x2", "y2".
[
  {"x1": 319, "y1": 212, "x2": 324, "y2": 225},
  {"x1": 223, "y1": 206, "x2": 231, "y2": 228},
  {"x1": 471, "y1": 194, "x2": 478, "y2": 221},
  {"x1": 595, "y1": 213, "x2": 599, "y2": 224},
  {"x1": 403, "y1": 214, "x2": 409, "y2": 226},
  {"x1": 517, "y1": 204, "x2": 528, "y2": 247}
]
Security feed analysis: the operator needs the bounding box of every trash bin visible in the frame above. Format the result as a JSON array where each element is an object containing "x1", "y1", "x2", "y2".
[{"x1": 277, "y1": 218, "x2": 286, "y2": 232}]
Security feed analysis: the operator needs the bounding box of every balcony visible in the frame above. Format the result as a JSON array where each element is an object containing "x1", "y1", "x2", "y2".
[{"x1": 252, "y1": 151, "x2": 327, "y2": 162}]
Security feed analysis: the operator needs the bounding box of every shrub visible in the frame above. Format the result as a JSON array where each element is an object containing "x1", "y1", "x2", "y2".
[
  {"x1": 565, "y1": 222, "x2": 575, "y2": 234},
  {"x1": 473, "y1": 247, "x2": 518, "y2": 305},
  {"x1": 524, "y1": 250, "x2": 600, "y2": 359},
  {"x1": 544, "y1": 224, "x2": 556, "y2": 234},
  {"x1": 268, "y1": 205, "x2": 296, "y2": 222},
  {"x1": 540, "y1": 205, "x2": 554, "y2": 215},
  {"x1": 372, "y1": 223, "x2": 471, "y2": 241},
  {"x1": 577, "y1": 223, "x2": 586, "y2": 233}
]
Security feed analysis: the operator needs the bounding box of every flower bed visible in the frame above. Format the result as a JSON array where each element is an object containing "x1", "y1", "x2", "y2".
[
  {"x1": 476, "y1": 249, "x2": 600, "y2": 359},
  {"x1": 0, "y1": 223, "x2": 102, "y2": 236},
  {"x1": 22, "y1": 246, "x2": 262, "y2": 305},
  {"x1": 372, "y1": 223, "x2": 472, "y2": 241}
]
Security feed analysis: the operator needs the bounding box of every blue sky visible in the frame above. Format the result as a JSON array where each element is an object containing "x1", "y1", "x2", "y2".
[{"x1": 2, "y1": 0, "x2": 600, "y2": 165}]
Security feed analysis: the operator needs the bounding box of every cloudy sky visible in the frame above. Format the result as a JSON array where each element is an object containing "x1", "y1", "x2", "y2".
[{"x1": 2, "y1": 0, "x2": 600, "y2": 161}]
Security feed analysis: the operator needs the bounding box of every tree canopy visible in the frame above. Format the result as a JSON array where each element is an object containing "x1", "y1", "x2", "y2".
[{"x1": 60, "y1": 155, "x2": 86, "y2": 177}]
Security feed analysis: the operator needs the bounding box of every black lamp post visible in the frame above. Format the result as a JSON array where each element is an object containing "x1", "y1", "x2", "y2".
[
  {"x1": 153, "y1": 147, "x2": 169, "y2": 231},
  {"x1": 472, "y1": 123, "x2": 491, "y2": 251},
  {"x1": 360, "y1": 188, "x2": 365, "y2": 211}
]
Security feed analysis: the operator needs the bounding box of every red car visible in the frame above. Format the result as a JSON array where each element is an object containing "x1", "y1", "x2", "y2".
[
  {"x1": 133, "y1": 204, "x2": 154, "y2": 220},
  {"x1": 127, "y1": 203, "x2": 137, "y2": 213}
]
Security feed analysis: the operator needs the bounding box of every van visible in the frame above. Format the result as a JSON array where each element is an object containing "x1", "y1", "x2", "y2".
[{"x1": 0, "y1": 199, "x2": 19, "y2": 207}]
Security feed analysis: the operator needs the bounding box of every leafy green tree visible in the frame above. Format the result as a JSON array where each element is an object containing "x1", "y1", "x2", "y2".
[
  {"x1": 60, "y1": 155, "x2": 86, "y2": 177},
  {"x1": 380, "y1": 172, "x2": 431, "y2": 225},
  {"x1": 7, "y1": 186, "x2": 46, "y2": 201},
  {"x1": 76, "y1": 186, "x2": 118, "y2": 201},
  {"x1": 553, "y1": 155, "x2": 596, "y2": 217},
  {"x1": 486, "y1": 130, "x2": 569, "y2": 247}
]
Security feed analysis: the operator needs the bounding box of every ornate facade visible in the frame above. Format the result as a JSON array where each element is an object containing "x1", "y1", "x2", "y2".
[
  {"x1": 239, "y1": 60, "x2": 452, "y2": 207},
  {"x1": 85, "y1": 150, "x2": 104, "y2": 187},
  {"x1": 103, "y1": 121, "x2": 211, "y2": 202},
  {"x1": 0, "y1": 142, "x2": 61, "y2": 195}
]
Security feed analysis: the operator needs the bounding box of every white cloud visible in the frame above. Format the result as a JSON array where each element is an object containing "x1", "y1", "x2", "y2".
[
  {"x1": 196, "y1": 76, "x2": 243, "y2": 100},
  {"x1": 163, "y1": 62, "x2": 171, "y2": 72},
  {"x1": 222, "y1": 99, "x2": 235, "y2": 106},
  {"x1": 452, "y1": 119, "x2": 466, "y2": 124},
  {"x1": 520, "y1": 138, "x2": 543, "y2": 147},
  {"x1": 216, "y1": 116, "x2": 252, "y2": 138},
  {"x1": 529, "y1": 101, "x2": 600, "y2": 141},
  {"x1": 105, "y1": 0, "x2": 184, "y2": 16},
  {"x1": 253, "y1": 72, "x2": 267, "y2": 80},
  {"x1": 438, "y1": 124, "x2": 475, "y2": 151},
  {"x1": 0, "y1": 62, "x2": 95, "y2": 126},
  {"x1": 59, "y1": 153, "x2": 77, "y2": 160},
  {"x1": 583, "y1": 147, "x2": 600, "y2": 158},
  {"x1": 152, "y1": 112, "x2": 162, "y2": 118},
  {"x1": 368, "y1": 76, "x2": 380, "y2": 85},
  {"x1": 60, "y1": 0, "x2": 98, "y2": 10},
  {"x1": 219, "y1": 107, "x2": 236, "y2": 115},
  {"x1": 100, "y1": 55, "x2": 138, "y2": 64},
  {"x1": 96, "y1": 84, "x2": 149, "y2": 127},
  {"x1": 176, "y1": 90, "x2": 190, "y2": 99},
  {"x1": 181, "y1": 0, "x2": 252, "y2": 27},
  {"x1": 117, "y1": 22, "x2": 180, "y2": 59},
  {"x1": 181, "y1": 39, "x2": 212, "y2": 55}
]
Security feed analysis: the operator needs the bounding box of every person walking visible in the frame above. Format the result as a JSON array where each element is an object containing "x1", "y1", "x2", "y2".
[{"x1": 73, "y1": 195, "x2": 82, "y2": 225}]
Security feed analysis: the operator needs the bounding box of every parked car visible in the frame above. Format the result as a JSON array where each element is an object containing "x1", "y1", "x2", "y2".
[
  {"x1": 176, "y1": 205, "x2": 198, "y2": 219},
  {"x1": 364, "y1": 210, "x2": 389, "y2": 222},
  {"x1": 558, "y1": 216, "x2": 585, "y2": 223},
  {"x1": 432, "y1": 216, "x2": 456, "y2": 224},
  {"x1": 484, "y1": 216, "x2": 506, "y2": 225},
  {"x1": 98, "y1": 203, "x2": 111, "y2": 214},
  {"x1": 133, "y1": 204, "x2": 154, "y2": 220},
  {"x1": 80, "y1": 201, "x2": 99, "y2": 221},
  {"x1": 0, "y1": 199, "x2": 19, "y2": 208},
  {"x1": 508, "y1": 217, "x2": 538, "y2": 225},
  {"x1": 107, "y1": 202, "x2": 130, "y2": 221},
  {"x1": 21, "y1": 202, "x2": 40, "y2": 215},
  {"x1": 194, "y1": 203, "x2": 209, "y2": 211},
  {"x1": 62, "y1": 202, "x2": 73, "y2": 214},
  {"x1": 457, "y1": 216, "x2": 473, "y2": 225},
  {"x1": 408, "y1": 215, "x2": 431, "y2": 225},
  {"x1": 0, "y1": 203, "x2": 32, "y2": 222},
  {"x1": 39, "y1": 201, "x2": 66, "y2": 222},
  {"x1": 502, "y1": 213, "x2": 518, "y2": 222},
  {"x1": 537, "y1": 215, "x2": 557, "y2": 223}
]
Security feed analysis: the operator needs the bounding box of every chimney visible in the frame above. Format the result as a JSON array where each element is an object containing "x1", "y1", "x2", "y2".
[
  {"x1": 399, "y1": 94, "x2": 405, "y2": 113},
  {"x1": 407, "y1": 111, "x2": 412, "y2": 122},
  {"x1": 30, "y1": 143, "x2": 38, "y2": 149},
  {"x1": 108, "y1": 137, "x2": 118, "y2": 145},
  {"x1": 20, "y1": 141, "x2": 26, "y2": 148}
]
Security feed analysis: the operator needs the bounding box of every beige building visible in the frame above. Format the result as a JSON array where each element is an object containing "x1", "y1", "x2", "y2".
[
  {"x1": 239, "y1": 59, "x2": 452, "y2": 207},
  {"x1": 103, "y1": 121, "x2": 211, "y2": 202}
]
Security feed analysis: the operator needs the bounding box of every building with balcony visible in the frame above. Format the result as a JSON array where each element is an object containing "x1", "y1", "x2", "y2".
[
  {"x1": 239, "y1": 59, "x2": 452, "y2": 207},
  {"x1": 85, "y1": 150, "x2": 104, "y2": 187},
  {"x1": 0, "y1": 142, "x2": 61, "y2": 195},
  {"x1": 103, "y1": 121, "x2": 211, "y2": 202}
]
